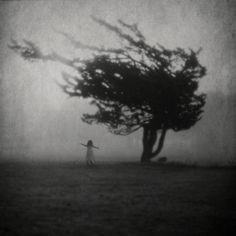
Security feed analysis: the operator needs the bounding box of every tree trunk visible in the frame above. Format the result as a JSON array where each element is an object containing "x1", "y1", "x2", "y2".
[
  {"x1": 141, "y1": 126, "x2": 151, "y2": 163},
  {"x1": 141, "y1": 126, "x2": 167, "y2": 163}
]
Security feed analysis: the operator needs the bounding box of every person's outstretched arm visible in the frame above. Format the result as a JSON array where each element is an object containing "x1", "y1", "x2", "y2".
[
  {"x1": 92, "y1": 145, "x2": 99, "y2": 149},
  {"x1": 80, "y1": 143, "x2": 87, "y2": 147}
]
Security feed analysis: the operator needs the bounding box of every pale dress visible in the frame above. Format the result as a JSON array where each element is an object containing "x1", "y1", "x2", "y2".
[{"x1": 86, "y1": 146, "x2": 95, "y2": 164}]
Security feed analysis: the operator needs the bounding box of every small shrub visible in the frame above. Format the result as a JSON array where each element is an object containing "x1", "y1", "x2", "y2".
[{"x1": 157, "y1": 156, "x2": 168, "y2": 164}]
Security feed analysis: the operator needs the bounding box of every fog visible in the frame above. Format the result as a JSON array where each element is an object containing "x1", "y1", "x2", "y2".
[{"x1": 0, "y1": 0, "x2": 235, "y2": 163}]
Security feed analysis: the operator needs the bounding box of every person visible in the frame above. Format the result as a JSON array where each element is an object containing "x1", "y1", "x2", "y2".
[{"x1": 80, "y1": 140, "x2": 99, "y2": 165}]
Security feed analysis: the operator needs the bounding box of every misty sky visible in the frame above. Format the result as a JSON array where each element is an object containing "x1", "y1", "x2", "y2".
[{"x1": 0, "y1": 0, "x2": 235, "y2": 163}]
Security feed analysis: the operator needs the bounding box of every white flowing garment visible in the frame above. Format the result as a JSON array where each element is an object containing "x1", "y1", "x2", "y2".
[{"x1": 86, "y1": 146, "x2": 95, "y2": 163}]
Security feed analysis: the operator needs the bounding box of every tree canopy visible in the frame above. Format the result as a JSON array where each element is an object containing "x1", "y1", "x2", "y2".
[{"x1": 9, "y1": 17, "x2": 207, "y2": 162}]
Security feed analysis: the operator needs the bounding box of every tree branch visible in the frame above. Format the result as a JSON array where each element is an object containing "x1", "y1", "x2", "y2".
[
  {"x1": 8, "y1": 39, "x2": 83, "y2": 68},
  {"x1": 55, "y1": 30, "x2": 124, "y2": 54}
]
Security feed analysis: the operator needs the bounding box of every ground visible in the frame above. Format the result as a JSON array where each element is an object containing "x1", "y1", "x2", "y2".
[{"x1": 0, "y1": 161, "x2": 235, "y2": 236}]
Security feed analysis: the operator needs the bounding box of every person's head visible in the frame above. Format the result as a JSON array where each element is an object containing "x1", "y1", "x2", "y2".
[{"x1": 87, "y1": 140, "x2": 93, "y2": 146}]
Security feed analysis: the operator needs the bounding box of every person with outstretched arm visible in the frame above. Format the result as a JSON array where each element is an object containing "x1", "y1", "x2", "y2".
[{"x1": 80, "y1": 140, "x2": 99, "y2": 165}]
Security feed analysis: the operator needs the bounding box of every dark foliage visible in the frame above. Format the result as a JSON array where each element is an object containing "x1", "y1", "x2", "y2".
[{"x1": 9, "y1": 17, "x2": 206, "y2": 162}]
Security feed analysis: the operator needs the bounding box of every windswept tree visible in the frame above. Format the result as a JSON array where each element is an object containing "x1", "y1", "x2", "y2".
[{"x1": 9, "y1": 17, "x2": 206, "y2": 162}]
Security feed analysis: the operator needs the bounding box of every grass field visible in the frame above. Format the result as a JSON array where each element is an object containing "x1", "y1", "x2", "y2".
[{"x1": 0, "y1": 161, "x2": 235, "y2": 235}]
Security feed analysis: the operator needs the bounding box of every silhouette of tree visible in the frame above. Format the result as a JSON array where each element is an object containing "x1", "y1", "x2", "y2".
[{"x1": 9, "y1": 17, "x2": 206, "y2": 162}]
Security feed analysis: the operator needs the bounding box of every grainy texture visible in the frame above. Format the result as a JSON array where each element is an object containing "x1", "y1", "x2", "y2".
[
  {"x1": 0, "y1": 0, "x2": 235, "y2": 162},
  {"x1": 0, "y1": 1, "x2": 235, "y2": 235},
  {"x1": 0, "y1": 162, "x2": 235, "y2": 235}
]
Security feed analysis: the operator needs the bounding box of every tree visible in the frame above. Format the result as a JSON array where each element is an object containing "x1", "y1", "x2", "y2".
[{"x1": 9, "y1": 17, "x2": 206, "y2": 162}]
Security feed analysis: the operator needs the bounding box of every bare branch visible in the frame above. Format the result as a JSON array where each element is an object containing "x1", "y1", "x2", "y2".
[
  {"x1": 8, "y1": 39, "x2": 83, "y2": 68},
  {"x1": 55, "y1": 30, "x2": 124, "y2": 54}
]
